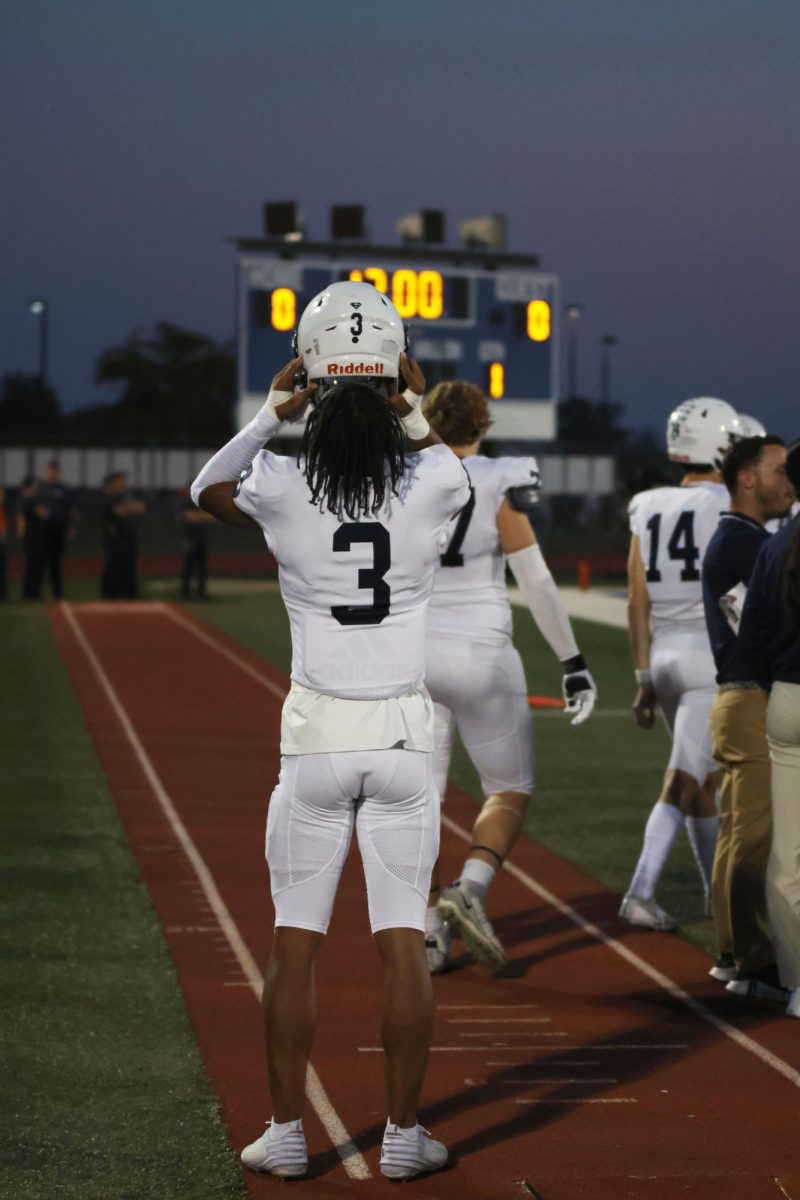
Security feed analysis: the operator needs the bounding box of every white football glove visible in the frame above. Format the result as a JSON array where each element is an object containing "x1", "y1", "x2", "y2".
[{"x1": 561, "y1": 654, "x2": 598, "y2": 726}]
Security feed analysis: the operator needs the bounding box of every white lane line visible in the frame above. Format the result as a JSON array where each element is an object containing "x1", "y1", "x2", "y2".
[
  {"x1": 61, "y1": 603, "x2": 370, "y2": 1181},
  {"x1": 441, "y1": 814, "x2": 800, "y2": 1091},
  {"x1": 162, "y1": 604, "x2": 285, "y2": 701},
  {"x1": 516, "y1": 1098, "x2": 636, "y2": 1105},
  {"x1": 459, "y1": 1031, "x2": 567, "y2": 1038},
  {"x1": 438, "y1": 1004, "x2": 539, "y2": 1010},
  {"x1": 157, "y1": 607, "x2": 800, "y2": 1093},
  {"x1": 448, "y1": 1018, "x2": 552, "y2": 1024}
]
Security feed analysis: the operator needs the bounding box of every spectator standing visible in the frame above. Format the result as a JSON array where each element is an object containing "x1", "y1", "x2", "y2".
[
  {"x1": 179, "y1": 489, "x2": 214, "y2": 599},
  {"x1": 100, "y1": 472, "x2": 146, "y2": 599},
  {"x1": 0, "y1": 487, "x2": 7, "y2": 601},
  {"x1": 38, "y1": 460, "x2": 73, "y2": 600},
  {"x1": 18, "y1": 475, "x2": 48, "y2": 601},
  {"x1": 701, "y1": 436, "x2": 795, "y2": 999},
  {"x1": 739, "y1": 439, "x2": 800, "y2": 1019}
]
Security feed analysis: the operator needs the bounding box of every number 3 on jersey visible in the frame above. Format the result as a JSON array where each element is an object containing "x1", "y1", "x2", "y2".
[
  {"x1": 331, "y1": 523, "x2": 391, "y2": 625},
  {"x1": 645, "y1": 511, "x2": 701, "y2": 583}
]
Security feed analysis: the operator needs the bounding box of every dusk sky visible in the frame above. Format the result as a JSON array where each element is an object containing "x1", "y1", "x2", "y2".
[{"x1": 3, "y1": 0, "x2": 799, "y2": 437}]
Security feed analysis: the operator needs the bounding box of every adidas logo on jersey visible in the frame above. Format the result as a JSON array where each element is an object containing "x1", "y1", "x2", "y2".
[{"x1": 326, "y1": 362, "x2": 384, "y2": 375}]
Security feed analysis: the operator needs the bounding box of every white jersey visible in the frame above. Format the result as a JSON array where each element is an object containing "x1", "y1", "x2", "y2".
[
  {"x1": 628, "y1": 482, "x2": 728, "y2": 634},
  {"x1": 426, "y1": 454, "x2": 539, "y2": 645},
  {"x1": 233, "y1": 443, "x2": 470, "y2": 749}
]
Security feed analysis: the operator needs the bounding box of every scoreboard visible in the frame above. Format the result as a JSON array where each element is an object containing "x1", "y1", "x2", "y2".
[{"x1": 234, "y1": 238, "x2": 559, "y2": 439}]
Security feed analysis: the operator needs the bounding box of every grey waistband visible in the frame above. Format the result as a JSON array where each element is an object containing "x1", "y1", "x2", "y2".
[{"x1": 719, "y1": 680, "x2": 763, "y2": 693}]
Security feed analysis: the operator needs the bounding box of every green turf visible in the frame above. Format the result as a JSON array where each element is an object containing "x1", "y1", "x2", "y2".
[
  {"x1": 0, "y1": 604, "x2": 246, "y2": 1200},
  {"x1": 182, "y1": 585, "x2": 716, "y2": 957}
]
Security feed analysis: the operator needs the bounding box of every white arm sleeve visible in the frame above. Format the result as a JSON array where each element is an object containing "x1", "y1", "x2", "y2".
[
  {"x1": 189, "y1": 392, "x2": 287, "y2": 507},
  {"x1": 507, "y1": 543, "x2": 579, "y2": 662}
]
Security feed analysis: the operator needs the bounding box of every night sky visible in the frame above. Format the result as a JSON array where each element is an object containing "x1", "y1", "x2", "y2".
[{"x1": 3, "y1": 0, "x2": 799, "y2": 437}]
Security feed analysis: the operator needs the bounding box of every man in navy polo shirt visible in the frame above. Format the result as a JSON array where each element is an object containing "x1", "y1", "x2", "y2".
[{"x1": 702, "y1": 435, "x2": 795, "y2": 1001}]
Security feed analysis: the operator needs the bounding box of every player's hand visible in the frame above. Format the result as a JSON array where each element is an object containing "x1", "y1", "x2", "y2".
[
  {"x1": 632, "y1": 683, "x2": 657, "y2": 729},
  {"x1": 562, "y1": 662, "x2": 598, "y2": 726},
  {"x1": 389, "y1": 353, "x2": 426, "y2": 417},
  {"x1": 267, "y1": 357, "x2": 317, "y2": 421}
]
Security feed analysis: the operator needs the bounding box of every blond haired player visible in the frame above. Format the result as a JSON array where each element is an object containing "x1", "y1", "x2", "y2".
[{"x1": 421, "y1": 381, "x2": 597, "y2": 973}]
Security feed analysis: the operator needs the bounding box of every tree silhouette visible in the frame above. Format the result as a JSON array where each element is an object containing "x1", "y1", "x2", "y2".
[
  {"x1": 0, "y1": 373, "x2": 61, "y2": 435},
  {"x1": 70, "y1": 322, "x2": 235, "y2": 438}
]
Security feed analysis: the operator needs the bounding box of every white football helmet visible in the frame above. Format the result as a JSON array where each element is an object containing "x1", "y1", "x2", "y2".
[
  {"x1": 666, "y1": 397, "x2": 741, "y2": 469},
  {"x1": 295, "y1": 281, "x2": 405, "y2": 383},
  {"x1": 733, "y1": 412, "x2": 767, "y2": 439}
]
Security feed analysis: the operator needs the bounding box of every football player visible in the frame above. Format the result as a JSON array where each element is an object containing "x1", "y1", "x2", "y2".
[
  {"x1": 420, "y1": 381, "x2": 597, "y2": 974},
  {"x1": 620, "y1": 397, "x2": 739, "y2": 931},
  {"x1": 191, "y1": 283, "x2": 470, "y2": 1181}
]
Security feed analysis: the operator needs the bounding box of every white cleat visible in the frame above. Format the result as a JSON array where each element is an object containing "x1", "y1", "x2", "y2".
[
  {"x1": 240, "y1": 1120, "x2": 308, "y2": 1178},
  {"x1": 787, "y1": 987, "x2": 800, "y2": 1019},
  {"x1": 380, "y1": 1122, "x2": 448, "y2": 1181},
  {"x1": 708, "y1": 953, "x2": 737, "y2": 983},
  {"x1": 619, "y1": 894, "x2": 678, "y2": 932},
  {"x1": 425, "y1": 926, "x2": 451, "y2": 975},
  {"x1": 437, "y1": 882, "x2": 507, "y2": 972}
]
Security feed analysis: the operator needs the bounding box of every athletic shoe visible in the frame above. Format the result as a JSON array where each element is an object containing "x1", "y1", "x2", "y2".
[
  {"x1": 786, "y1": 988, "x2": 800, "y2": 1019},
  {"x1": 618, "y1": 895, "x2": 678, "y2": 932},
  {"x1": 240, "y1": 1120, "x2": 308, "y2": 1178},
  {"x1": 425, "y1": 926, "x2": 451, "y2": 975},
  {"x1": 437, "y1": 882, "x2": 507, "y2": 971},
  {"x1": 725, "y1": 964, "x2": 790, "y2": 1005},
  {"x1": 380, "y1": 1122, "x2": 448, "y2": 1180},
  {"x1": 708, "y1": 952, "x2": 737, "y2": 983}
]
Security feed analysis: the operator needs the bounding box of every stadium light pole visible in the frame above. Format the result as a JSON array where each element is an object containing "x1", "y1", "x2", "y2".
[
  {"x1": 28, "y1": 298, "x2": 49, "y2": 386},
  {"x1": 564, "y1": 303, "x2": 583, "y2": 398},
  {"x1": 600, "y1": 334, "x2": 617, "y2": 404}
]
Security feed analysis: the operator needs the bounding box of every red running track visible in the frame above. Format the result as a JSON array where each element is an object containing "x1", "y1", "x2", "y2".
[{"x1": 50, "y1": 601, "x2": 800, "y2": 1200}]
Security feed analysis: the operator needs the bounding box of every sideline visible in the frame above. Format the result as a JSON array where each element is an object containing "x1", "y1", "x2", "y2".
[
  {"x1": 510, "y1": 585, "x2": 628, "y2": 629},
  {"x1": 59, "y1": 602, "x2": 372, "y2": 1181},
  {"x1": 165, "y1": 602, "x2": 800, "y2": 1093}
]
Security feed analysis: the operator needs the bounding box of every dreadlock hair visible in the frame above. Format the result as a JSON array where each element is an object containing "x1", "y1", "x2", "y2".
[
  {"x1": 299, "y1": 381, "x2": 408, "y2": 520},
  {"x1": 782, "y1": 439, "x2": 800, "y2": 616}
]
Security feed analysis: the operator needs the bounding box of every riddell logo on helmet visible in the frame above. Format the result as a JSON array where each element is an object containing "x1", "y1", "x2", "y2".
[{"x1": 327, "y1": 362, "x2": 384, "y2": 375}]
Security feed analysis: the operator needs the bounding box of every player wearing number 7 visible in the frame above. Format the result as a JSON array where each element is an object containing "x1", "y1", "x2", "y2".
[
  {"x1": 191, "y1": 282, "x2": 471, "y2": 1181},
  {"x1": 420, "y1": 381, "x2": 598, "y2": 975},
  {"x1": 620, "y1": 397, "x2": 740, "y2": 931}
]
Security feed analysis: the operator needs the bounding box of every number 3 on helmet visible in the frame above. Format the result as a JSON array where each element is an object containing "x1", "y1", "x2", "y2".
[{"x1": 292, "y1": 281, "x2": 408, "y2": 386}]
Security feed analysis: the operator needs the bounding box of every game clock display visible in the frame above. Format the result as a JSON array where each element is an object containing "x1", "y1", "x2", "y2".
[{"x1": 236, "y1": 243, "x2": 559, "y2": 439}]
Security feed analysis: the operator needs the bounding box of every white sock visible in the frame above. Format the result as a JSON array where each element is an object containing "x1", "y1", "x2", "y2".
[
  {"x1": 386, "y1": 1119, "x2": 419, "y2": 1136},
  {"x1": 685, "y1": 815, "x2": 719, "y2": 893},
  {"x1": 269, "y1": 1118, "x2": 302, "y2": 1138},
  {"x1": 425, "y1": 905, "x2": 444, "y2": 936},
  {"x1": 460, "y1": 857, "x2": 497, "y2": 900},
  {"x1": 628, "y1": 803, "x2": 685, "y2": 901}
]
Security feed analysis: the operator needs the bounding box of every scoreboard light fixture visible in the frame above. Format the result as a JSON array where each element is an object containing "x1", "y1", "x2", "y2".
[
  {"x1": 459, "y1": 214, "x2": 508, "y2": 250},
  {"x1": 263, "y1": 201, "x2": 304, "y2": 240},
  {"x1": 330, "y1": 205, "x2": 367, "y2": 240},
  {"x1": 395, "y1": 209, "x2": 446, "y2": 245}
]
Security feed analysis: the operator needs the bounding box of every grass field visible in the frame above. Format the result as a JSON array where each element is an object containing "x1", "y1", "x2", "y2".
[{"x1": 1, "y1": 580, "x2": 716, "y2": 1198}]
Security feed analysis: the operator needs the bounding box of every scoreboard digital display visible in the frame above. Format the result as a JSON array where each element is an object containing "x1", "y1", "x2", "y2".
[{"x1": 235, "y1": 239, "x2": 559, "y2": 439}]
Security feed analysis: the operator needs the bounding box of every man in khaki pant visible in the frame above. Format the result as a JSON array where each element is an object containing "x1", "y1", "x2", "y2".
[
  {"x1": 740, "y1": 437, "x2": 800, "y2": 1019},
  {"x1": 702, "y1": 435, "x2": 796, "y2": 999}
]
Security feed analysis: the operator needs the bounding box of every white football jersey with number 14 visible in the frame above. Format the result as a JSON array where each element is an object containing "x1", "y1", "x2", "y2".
[
  {"x1": 628, "y1": 482, "x2": 728, "y2": 633},
  {"x1": 427, "y1": 454, "x2": 540, "y2": 645}
]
